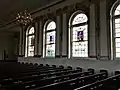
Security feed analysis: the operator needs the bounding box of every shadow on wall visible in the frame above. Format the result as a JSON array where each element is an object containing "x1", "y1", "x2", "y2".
[{"x1": 3, "y1": 49, "x2": 18, "y2": 60}]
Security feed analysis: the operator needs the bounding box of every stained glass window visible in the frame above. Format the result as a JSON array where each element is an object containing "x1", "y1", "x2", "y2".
[
  {"x1": 44, "y1": 21, "x2": 56, "y2": 57},
  {"x1": 111, "y1": 2, "x2": 120, "y2": 59},
  {"x1": 25, "y1": 27, "x2": 35, "y2": 57},
  {"x1": 69, "y1": 12, "x2": 88, "y2": 58}
]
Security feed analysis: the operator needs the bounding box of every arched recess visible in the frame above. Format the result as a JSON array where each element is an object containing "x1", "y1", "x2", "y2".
[
  {"x1": 110, "y1": 0, "x2": 120, "y2": 59},
  {"x1": 68, "y1": 10, "x2": 88, "y2": 58},
  {"x1": 43, "y1": 20, "x2": 56, "y2": 58},
  {"x1": 25, "y1": 26, "x2": 35, "y2": 57}
]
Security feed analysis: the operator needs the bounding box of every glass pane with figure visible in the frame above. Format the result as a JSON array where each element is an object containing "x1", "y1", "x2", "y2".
[
  {"x1": 72, "y1": 25, "x2": 88, "y2": 41},
  {"x1": 77, "y1": 31, "x2": 84, "y2": 41},
  {"x1": 46, "y1": 31, "x2": 56, "y2": 44}
]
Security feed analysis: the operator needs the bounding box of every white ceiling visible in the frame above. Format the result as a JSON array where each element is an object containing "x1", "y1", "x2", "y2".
[{"x1": 0, "y1": 0, "x2": 57, "y2": 26}]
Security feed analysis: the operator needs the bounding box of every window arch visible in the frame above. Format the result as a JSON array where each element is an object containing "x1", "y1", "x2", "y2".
[
  {"x1": 111, "y1": 1, "x2": 120, "y2": 59},
  {"x1": 43, "y1": 20, "x2": 56, "y2": 57},
  {"x1": 25, "y1": 27, "x2": 35, "y2": 57},
  {"x1": 68, "y1": 11, "x2": 88, "y2": 58}
]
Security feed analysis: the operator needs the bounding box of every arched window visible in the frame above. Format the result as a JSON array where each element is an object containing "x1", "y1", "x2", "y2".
[
  {"x1": 43, "y1": 21, "x2": 56, "y2": 57},
  {"x1": 111, "y1": 1, "x2": 120, "y2": 59},
  {"x1": 69, "y1": 11, "x2": 88, "y2": 58},
  {"x1": 25, "y1": 27, "x2": 35, "y2": 57}
]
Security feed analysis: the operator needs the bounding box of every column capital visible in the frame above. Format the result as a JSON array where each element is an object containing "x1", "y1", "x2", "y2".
[
  {"x1": 56, "y1": 8, "x2": 62, "y2": 16},
  {"x1": 90, "y1": 0, "x2": 100, "y2": 4},
  {"x1": 62, "y1": 6, "x2": 69, "y2": 14}
]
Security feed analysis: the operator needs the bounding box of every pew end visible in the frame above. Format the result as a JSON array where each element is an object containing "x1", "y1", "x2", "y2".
[
  {"x1": 46, "y1": 64, "x2": 50, "y2": 67},
  {"x1": 39, "y1": 64, "x2": 44, "y2": 67},
  {"x1": 52, "y1": 65, "x2": 57, "y2": 68},
  {"x1": 115, "y1": 71, "x2": 120, "y2": 75},
  {"x1": 67, "y1": 66, "x2": 72, "y2": 70},
  {"x1": 76, "y1": 67, "x2": 82, "y2": 72},
  {"x1": 87, "y1": 68, "x2": 95, "y2": 74},
  {"x1": 100, "y1": 69, "x2": 108, "y2": 73},
  {"x1": 59, "y1": 65, "x2": 64, "y2": 69}
]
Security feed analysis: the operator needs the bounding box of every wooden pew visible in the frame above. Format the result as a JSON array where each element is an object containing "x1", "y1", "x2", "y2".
[
  {"x1": 1, "y1": 66, "x2": 69, "y2": 81},
  {"x1": 0, "y1": 67, "x2": 74, "y2": 87},
  {"x1": 3, "y1": 69, "x2": 94, "y2": 90},
  {"x1": 0, "y1": 69, "x2": 81, "y2": 86},
  {"x1": 75, "y1": 71, "x2": 120, "y2": 90},
  {"x1": 29, "y1": 70, "x2": 107, "y2": 90},
  {"x1": 24, "y1": 70, "x2": 94, "y2": 90}
]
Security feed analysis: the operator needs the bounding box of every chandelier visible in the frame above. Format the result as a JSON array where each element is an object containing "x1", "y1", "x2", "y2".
[{"x1": 16, "y1": 10, "x2": 33, "y2": 26}]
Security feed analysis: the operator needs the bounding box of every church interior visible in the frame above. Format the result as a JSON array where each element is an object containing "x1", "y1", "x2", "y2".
[{"x1": 0, "y1": 0, "x2": 120, "y2": 89}]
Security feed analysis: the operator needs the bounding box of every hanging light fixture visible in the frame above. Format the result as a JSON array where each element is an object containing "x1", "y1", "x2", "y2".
[{"x1": 16, "y1": 10, "x2": 33, "y2": 26}]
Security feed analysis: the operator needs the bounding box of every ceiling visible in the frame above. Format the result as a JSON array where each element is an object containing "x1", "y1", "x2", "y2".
[{"x1": 0, "y1": 0, "x2": 58, "y2": 26}]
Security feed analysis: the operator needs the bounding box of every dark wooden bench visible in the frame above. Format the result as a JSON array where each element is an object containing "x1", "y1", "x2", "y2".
[
  {"x1": 1, "y1": 66, "x2": 70, "y2": 81},
  {"x1": 0, "y1": 69, "x2": 82, "y2": 86},
  {"x1": 75, "y1": 71, "x2": 120, "y2": 90},
  {"x1": 29, "y1": 70, "x2": 107, "y2": 90},
  {"x1": 3, "y1": 69, "x2": 94, "y2": 90}
]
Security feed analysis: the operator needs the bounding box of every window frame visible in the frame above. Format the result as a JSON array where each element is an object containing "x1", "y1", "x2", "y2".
[
  {"x1": 111, "y1": 0, "x2": 120, "y2": 60},
  {"x1": 68, "y1": 10, "x2": 89, "y2": 59},
  {"x1": 43, "y1": 20, "x2": 56, "y2": 58},
  {"x1": 25, "y1": 26, "x2": 35, "y2": 57}
]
